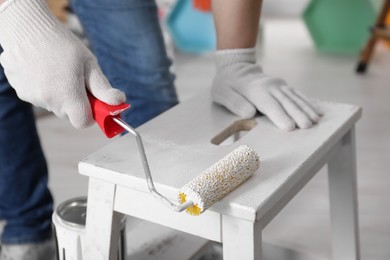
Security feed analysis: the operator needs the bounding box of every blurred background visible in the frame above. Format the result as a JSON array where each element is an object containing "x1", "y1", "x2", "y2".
[{"x1": 23, "y1": 0, "x2": 390, "y2": 259}]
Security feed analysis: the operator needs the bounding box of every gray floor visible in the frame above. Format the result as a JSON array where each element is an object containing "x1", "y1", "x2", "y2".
[{"x1": 31, "y1": 19, "x2": 390, "y2": 259}]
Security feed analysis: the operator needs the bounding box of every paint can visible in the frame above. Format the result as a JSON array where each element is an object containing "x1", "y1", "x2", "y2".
[{"x1": 52, "y1": 196, "x2": 127, "y2": 260}]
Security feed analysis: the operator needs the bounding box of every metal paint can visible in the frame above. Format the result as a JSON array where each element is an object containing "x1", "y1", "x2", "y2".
[{"x1": 53, "y1": 196, "x2": 126, "y2": 260}]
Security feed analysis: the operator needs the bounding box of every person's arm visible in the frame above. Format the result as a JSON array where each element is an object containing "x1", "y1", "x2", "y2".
[
  {"x1": 0, "y1": 0, "x2": 125, "y2": 128},
  {"x1": 213, "y1": 0, "x2": 261, "y2": 50},
  {"x1": 211, "y1": 0, "x2": 321, "y2": 130}
]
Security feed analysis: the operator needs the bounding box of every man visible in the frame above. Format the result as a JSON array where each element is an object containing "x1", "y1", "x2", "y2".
[{"x1": 0, "y1": 0, "x2": 321, "y2": 259}]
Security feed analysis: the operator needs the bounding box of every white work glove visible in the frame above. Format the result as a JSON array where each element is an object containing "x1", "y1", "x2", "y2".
[
  {"x1": 212, "y1": 48, "x2": 321, "y2": 131},
  {"x1": 0, "y1": 0, "x2": 125, "y2": 128}
]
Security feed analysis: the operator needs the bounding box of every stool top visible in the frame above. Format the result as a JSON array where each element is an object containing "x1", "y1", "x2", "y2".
[{"x1": 79, "y1": 91, "x2": 361, "y2": 222}]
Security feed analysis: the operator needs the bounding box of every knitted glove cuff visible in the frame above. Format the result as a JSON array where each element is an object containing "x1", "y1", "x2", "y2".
[
  {"x1": 0, "y1": 0, "x2": 61, "y2": 48},
  {"x1": 215, "y1": 48, "x2": 257, "y2": 70}
]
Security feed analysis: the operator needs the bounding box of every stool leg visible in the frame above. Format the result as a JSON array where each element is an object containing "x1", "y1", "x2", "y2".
[
  {"x1": 84, "y1": 178, "x2": 122, "y2": 260},
  {"x1": 328, "y1": 128, "x2": 360, "y2": 260},
  {"x1": 356, "y1": 0, "x2": 390, "y2": 73},
  {"x1": 222, "y1": 215, "x2": 262, "y2": 260},
  {"x1": 356, "y1": 39, "x2": 375, "y2": 74}
]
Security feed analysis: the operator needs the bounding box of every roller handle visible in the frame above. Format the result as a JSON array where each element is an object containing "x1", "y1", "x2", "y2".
[
  {"x1": 87, "y1": 92, "x2": 193, "y2": 212},
  {"x1": 87, "y1": 92, "x2": 131, "y2": 138}
]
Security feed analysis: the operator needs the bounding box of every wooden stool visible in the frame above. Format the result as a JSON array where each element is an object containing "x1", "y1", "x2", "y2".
[
  {"x1": 79, "y1": 91, "x2": 361, "y2": 260},
  {"x1": 356, "y1": 0, "x2": 390, "y2": 73}
]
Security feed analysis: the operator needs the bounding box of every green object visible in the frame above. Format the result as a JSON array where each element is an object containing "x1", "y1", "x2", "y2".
[{"x1": 303, "y1": 0, "x2": 377, "y2": 54}]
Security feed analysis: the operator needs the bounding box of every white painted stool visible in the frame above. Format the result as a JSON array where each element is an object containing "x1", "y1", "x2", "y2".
[
  {"x1": 79, "y1": 91, "x2": 361, "y2": 260},
  {"x1": 52, "y1": 197, "x2": 126, "y2": 260}
]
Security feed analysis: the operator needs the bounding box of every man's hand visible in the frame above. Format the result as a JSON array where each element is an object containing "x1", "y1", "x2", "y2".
[
  {"x1": 0, "y1": 0, "x2": 125, "y2": 128},
  {"x1": 212, "y1": 48, "x2": 321, "y2": 131}
]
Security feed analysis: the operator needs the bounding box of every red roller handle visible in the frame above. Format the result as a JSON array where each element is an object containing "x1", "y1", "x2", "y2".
[{"x1": 87, "y1": 92, "x2": 131, "y2": 138}]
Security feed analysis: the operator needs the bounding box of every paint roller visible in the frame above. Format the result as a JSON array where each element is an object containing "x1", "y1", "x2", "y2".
[{"x1": 88, "y1": 93, "x2": 260, "y2": 215}]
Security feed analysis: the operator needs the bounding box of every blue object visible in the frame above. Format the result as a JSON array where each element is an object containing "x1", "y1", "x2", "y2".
[
  {"x1": 167, "y1": 0, "x2": 216, "y2": 53},
  {"x1": 303, "y1": 0, "x2": 376, "y2": 54}
]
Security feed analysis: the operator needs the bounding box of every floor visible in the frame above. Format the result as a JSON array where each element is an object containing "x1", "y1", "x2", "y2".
[{"x1": 6, "y1": 19, "x2": 390, "y2": 259}]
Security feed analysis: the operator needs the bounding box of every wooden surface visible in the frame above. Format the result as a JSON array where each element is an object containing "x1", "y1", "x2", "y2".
[
  {"x1": 79, "y1": 91, "x2": 361, "y2": 223},
  {"x1": 328, "y1": 129, "x2": 360, "y2": 259}
]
